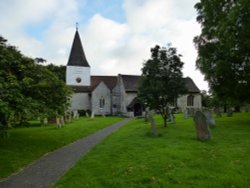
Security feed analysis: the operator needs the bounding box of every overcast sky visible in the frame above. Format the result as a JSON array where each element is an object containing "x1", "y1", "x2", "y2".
[{"x1": 0, "y1": 0, "x2": 208, "y2": 91}]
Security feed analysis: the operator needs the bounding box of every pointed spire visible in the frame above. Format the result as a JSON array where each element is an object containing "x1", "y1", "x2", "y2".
[{"x1": 67, "y1": 28, "x2": 90, "y2": 67}]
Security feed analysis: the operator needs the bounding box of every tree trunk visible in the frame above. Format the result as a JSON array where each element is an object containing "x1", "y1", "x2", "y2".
[{"x1": 164, "y1": 116, "x2": 168, "y2": 128}]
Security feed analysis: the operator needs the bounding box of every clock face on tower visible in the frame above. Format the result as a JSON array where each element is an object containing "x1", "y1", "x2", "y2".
[{"x1": 76, "y1": 77, "x2": 82, "y2": 83}]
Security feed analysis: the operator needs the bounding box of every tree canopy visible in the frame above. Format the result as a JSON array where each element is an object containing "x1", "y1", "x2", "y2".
[
  {"x1": 194, "y1": 0, "x2": 250, "y2": 103},
  {"x1": 0, "y1": 36, "x2": 71, "y2": 128},
  {"x1": 138, "y1": 45, "x2": 186, "y2": 127}
]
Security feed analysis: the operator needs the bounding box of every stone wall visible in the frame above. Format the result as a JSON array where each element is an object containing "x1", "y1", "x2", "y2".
[
  {"x1": 69, "y1": 93, "x2": 90, "y2": 111},
  {"x1": 91, "y1": 82, "x2": 111, "y2": 115},
  {"x1": 177, "y1": 94, "x2": 202, "y2": 111}
]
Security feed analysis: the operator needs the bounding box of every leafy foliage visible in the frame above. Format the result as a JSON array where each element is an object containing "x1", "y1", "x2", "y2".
[
  {"x1": 0, "y1": 36, "x2": 72, "y2": 128},
  {"x1": 139, "y1": 45, "x2": 186, "y2": 127},
  {"x1": 194, "y1": 0, "x2": 250, "y2": 103}
]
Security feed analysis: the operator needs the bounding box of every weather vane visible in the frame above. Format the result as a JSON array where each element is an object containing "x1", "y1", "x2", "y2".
[{"x1": 76, "y1": 22, "x2": 79, "y2": 30}]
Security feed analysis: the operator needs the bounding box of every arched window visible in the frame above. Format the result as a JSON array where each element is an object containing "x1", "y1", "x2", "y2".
[
  {"x1": 99, "y1": 96, "x2": 105, "y2": 108},
  {"x1": 187, "y1": 95, "x2": 194, "y2": 106}
]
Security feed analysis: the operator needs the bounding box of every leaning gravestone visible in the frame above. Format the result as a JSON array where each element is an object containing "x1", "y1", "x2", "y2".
[
  {"x1": 193, "y1": 111, "x2": 211, "y2": 141},
  {"x1": 86, "y1": 112, "x2": 89, "y2": 118},
  {"x1": 203, "y1": 110, "x2": 215, "y2": 128}
]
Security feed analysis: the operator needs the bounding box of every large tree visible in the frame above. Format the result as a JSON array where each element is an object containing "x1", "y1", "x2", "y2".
[
  {"x1": 0, "y1": 36, "x2": 71, "y2": 128},
  {"x1": 139, "y1": 45, "x2": 186, "y2": 127},
  {"x1": 194, "y1": 0, "x2": 250, "y2": 103}
]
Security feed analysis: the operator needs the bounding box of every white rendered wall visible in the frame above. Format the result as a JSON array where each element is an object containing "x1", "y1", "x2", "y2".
[{"x1": 66, "y1": 66, "x2": 90, "y2": 86}]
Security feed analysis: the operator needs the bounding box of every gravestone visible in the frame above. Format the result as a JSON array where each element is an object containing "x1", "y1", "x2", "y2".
[
  {"x1": 73, "y1": 110, "x2": 78, "y2": 119},
  {"x1": 184, "y1": 109, "x2": 188, "y2": 119},
  {"x1": 148, "y1": 110, "x2": 158, "y2": 136},
  {"x1": 76, "y1": 112, "x2": 79, "y2": 120},
  {"x1": 193, "y1": 111, "x2": 211, "y2": 141},
  {"x1": 60, "y1": 116, "x2": 65, "y2": 126},
  {"x1": 86, "y1": 112, "x2": 89, "y2": 118},
  {"x1": 43, "y1": 118, "x2": 48, "y2": 125},
  {"x1": 203, "y1": 110, "x2": 215, "y2": 128},
  {"x1": 170, "y1": 113, "x2": 175, "y2": 123},
  {"x1": 227, "y1": 108, "x2": 233, "y2": 117},
  {"x1": 188, "y1": 108, "x2": 195, "y2": 117},
  {"x1": 91, "y1": 111, "x2": 95, "y2": 119},
  {"x1": 56, "y1": 117, "x2": 61, "y2": 128}
]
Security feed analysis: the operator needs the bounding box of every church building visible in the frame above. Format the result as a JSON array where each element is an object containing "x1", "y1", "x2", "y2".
[{"x1": 66, "y1": 29, "x2": 202, "y2": 116}]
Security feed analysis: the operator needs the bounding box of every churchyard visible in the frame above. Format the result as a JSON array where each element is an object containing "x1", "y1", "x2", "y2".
[
  {"x1": 54, "y1": 112, "x2": 250, "y2": 187},
  {"x1": 0, "y1": 116, "x2": 123, "y2": 179},
  {"x1": 1, "y1": 112, "x2": 249, "y2": 187}
]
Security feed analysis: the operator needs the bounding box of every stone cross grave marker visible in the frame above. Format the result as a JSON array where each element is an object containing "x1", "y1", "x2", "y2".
[
  {"x1": 193, "y1": 111, "x2": 211, "y2": 141},
  {"x1": 203, "y1": 109, "x2": 215, "y2": 128}
]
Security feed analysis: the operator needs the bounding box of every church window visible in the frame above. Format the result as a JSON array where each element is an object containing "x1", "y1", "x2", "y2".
[
  {"x1": 187, "y1": 95, "x2": 194, "y2": 106},
  {"x1": 99, "y1": 97, "x2": 105, "y2": 108}
]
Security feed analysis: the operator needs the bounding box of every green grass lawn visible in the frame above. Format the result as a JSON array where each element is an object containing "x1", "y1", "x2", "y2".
[
  {"x1": 0, "y1": 116, "x2": 123, "y2": 179},
  {"x1": 55, "y1": 113, "x2": 250, "y2": 188}
]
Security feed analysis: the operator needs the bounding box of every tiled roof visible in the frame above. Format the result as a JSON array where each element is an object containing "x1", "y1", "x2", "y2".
[
  {"x1": 69, "y1": 75, "x2": 200, "y2": 94},
  {"x1": 184, "y1": 77, "x2": 200, "y2": 93},
  {"x1": 120, "y1": 75, "x2": 141, "y2": 92},
  {"x1": 120, "y1": 75, "x2": 200, "y2": 93},
  {"x1": 69, "y1": 86, "x2": 91, "y2": 93},
  {"x1": 67, "y1": 30, "x2": 90, "y2": 67},
  {"x1": 90, "y1": 76, "x2": 117, "y2": 91}
]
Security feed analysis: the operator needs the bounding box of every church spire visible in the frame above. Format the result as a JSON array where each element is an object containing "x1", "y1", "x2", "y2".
[{"x1": 67, "y1": 27, "x2": 90, "y2": 67}]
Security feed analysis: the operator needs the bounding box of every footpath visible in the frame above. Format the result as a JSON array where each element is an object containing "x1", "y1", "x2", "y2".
[{"x1": 0, "y1": 118, "x2": 130, "y2": 188}]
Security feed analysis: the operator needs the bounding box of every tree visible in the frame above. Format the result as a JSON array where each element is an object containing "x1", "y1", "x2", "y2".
[
  {"x1": 0, "y1": 36, "x2": 72, "y2": 128},
  {"x1": 139, "y1": 45, "x2": 186, "y2": 127},
  {"x1": 45, "y1": 63, "x2": 66, "y2": 82},
  {"x1": 194, "y1": 0, "x2": 250, "y2": 103}
]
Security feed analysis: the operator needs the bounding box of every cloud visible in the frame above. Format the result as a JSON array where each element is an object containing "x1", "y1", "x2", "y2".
[{"x1": 0, "y1": 0, "x2": 208, "y2": 90}]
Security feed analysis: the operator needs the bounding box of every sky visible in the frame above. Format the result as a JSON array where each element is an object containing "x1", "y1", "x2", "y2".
[{"x1": 0, "y1": 0, "x2": 209, "y2": 91}]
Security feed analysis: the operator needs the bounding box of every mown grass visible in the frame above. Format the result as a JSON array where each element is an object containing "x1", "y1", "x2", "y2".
[
  {"x1": 55, "y1": 113, "x2": 250, "y2": 188},
  {"x1": 0, "y1": 116, "x2": 123, "y2": 179}
]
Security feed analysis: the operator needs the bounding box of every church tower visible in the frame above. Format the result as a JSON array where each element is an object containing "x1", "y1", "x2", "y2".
[{"x1": 66, "y1": 27, "x2": 90, "y2": 86}]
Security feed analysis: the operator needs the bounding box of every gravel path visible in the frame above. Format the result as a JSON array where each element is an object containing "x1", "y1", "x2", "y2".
[{"x1": 0, "y1": 118, "x2": 130, "y2": 188}]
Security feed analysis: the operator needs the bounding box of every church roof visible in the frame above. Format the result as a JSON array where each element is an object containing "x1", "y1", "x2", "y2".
[
  {"x1": 120, "y1": 75, "x2": 200, "y2": 93},
  {"x1": 67, "y1": 30, "x2": 90, "y2": 67},
  {"x1": 120, "y1": 74, "x2": 141, "y2": 92},
  {"x1": 70, "y1": 75, "x2": 200, "y2": 94},
  {"x1": 90, "y1": 76, "x2": 117, "y2": 91},
  {"x1": 184, "y1": 77, "x2": 200, "y2": 93}
]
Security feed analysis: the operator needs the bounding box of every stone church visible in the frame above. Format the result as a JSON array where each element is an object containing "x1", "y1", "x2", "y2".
[{"x1": 66, "y1": 29, "x2": 202, "y2": 116}]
